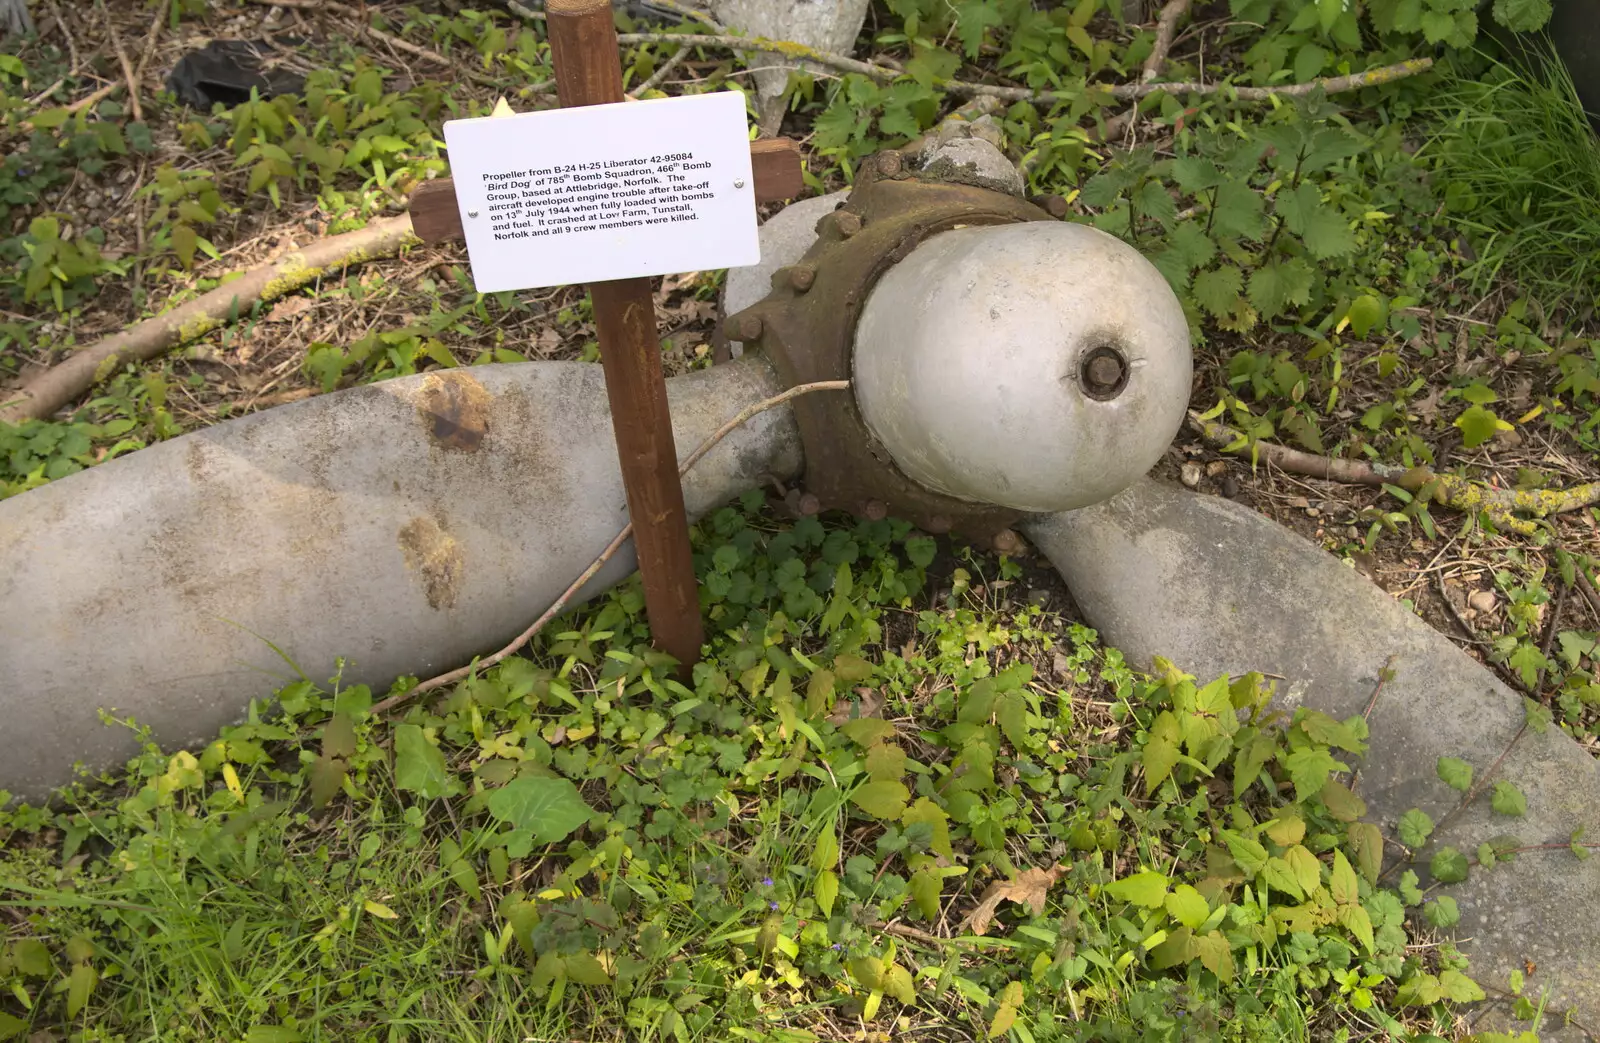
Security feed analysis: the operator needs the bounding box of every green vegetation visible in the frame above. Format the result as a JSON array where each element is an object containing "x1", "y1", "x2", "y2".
[
  {"x1": 3, "y1": 0, "x2": 1600, "y2": 1039},
  {"x1": 0, "y1": 502, "x2": 1564, "y2": 1041}
]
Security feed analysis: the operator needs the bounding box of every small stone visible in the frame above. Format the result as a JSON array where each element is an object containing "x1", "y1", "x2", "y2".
[
  {"x1": 1306, "y1": 507, "x2": 1320, "y2": 518},
  {"x1": 1468, "y1": 590, "x2": 1497, "y2": 614},
  {"x1": 1222, "y1": 476, "x2": 1241, "y2": 499},
  {"x1": 1287, "y1": 496, "x2": 1310, "y2": 509},
  {"x1": 1180, "y1": 461, "x2": 1203, "y2": 488},
  {"x1": 1206, "y1": 461, "x2": 1228, "y2": 477}
]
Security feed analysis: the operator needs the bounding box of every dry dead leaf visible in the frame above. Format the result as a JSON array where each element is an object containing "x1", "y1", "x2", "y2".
[
  {"x1": 265, "y1": 296, "x2": 313, "y2": 323},
  {"x1": 826, "y1": 687, "x2": 884, "y2": 725},
  {"x1": 962, "y1": 863, "x2": 1068, "y2": 936}
]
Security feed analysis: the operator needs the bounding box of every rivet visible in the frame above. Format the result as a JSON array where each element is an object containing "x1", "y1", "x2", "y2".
[
  {"x1": 733, "y1": 313, "x2": 764, "y2": 341},
  {"x1": 788, "y1": 264, "x2": 816, "y2": 292},
  {"x1": 992, "y1": 528, "x2": 1024, "y2": 555},
  {"x1": 467, "y1": 209, "x2": 480, "y2": 218},
  {"x1": 834, "y1": 211, "x2": 862, "y2": 238},
  {"x1": 863, "y1": 499, "x2": 888, "y2": 521},
  {"x1": 1081, "y1": 345, "x2": 1130, "y2": 400},
  {"x1": 734, "y1": 178, "x2": 746, "y2": 189}
]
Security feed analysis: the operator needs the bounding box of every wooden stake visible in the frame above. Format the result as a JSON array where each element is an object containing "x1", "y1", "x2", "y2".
[{"x1": 546, "y1": 0, "x2": 704, "y2": 675}]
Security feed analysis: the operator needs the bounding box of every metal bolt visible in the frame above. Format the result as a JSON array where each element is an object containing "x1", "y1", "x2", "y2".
[
  {"x1": 797, "y1": 493, "x2": 821, "y2": 516},
  {"x1": 876, "y1": 150, "x2": 903, "y2": 177},
  {"x1": 733, "y1": 314, "x2": 764, "y2": 342},
  {"x1": 862, "y1": 499, "x2": 888, "y2": 521},
  {"x1": 788, "y1": 265, "x2": 816, "y2": 293},
  {"x1": 834, "y1": 211, "x2": 862, "y2": 238},
  {"x1": 734, "y1": 178, "x2": 746, "y2": 189},
  {"x1": 467, "y1": 209, "x2": 480, "y2": 218},
  {"x1": 1030, "y1": 194, "x2": 1068, "y2": 219},
  {"x1": 925, "y1": 515, "x2": 953, "y2": 534},
  {"x1": 992, "y1": 528, "x2": 1024, "y2": 556},
  {"x1": 1080, "y1": 345, "x2": 1129, "y2": 400}
]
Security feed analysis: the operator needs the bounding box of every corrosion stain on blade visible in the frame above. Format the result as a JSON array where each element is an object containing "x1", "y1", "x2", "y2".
[
  {"x1": 398, "y1": 515, "x2": 464, "y2": 610},
  {"x1": 417, "y1": 370, "x2": 492, "y2": 452}
]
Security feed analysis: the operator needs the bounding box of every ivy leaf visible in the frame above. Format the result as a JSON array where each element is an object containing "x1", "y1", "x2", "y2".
[
  {"x1": 1143, "y1": 710, "x2": 1182, "y2": 795},
  {"x1": 1490, "y1": 780, "x2": 1527, "y2": 818},
  {"x1": 393, "y1": 724, "x2": 452, "y2": 799},
  {"x1": 1104, "y1": 870, "x2": 1170, "y2": 909},
  {"x1": 1436, "y1": 757, "x2": 1473, "y2": 792},
  {"x1": 1426, "y1": 895, "x2": 1461, "y2": 929},
  {"x1": 1397, "y1": 808, "x2": 1435, "y2": 848},
  {"x1": 1491, "y1": 0, "x2": 1550, "y2": 31},
  {"x1": 1455, "y1": 404, "x2": 1513, "y2": 448},
  {"x1": 1430, "y1": 847, "x2": 1470, "y2": 884},
  {"x1": 486, "y1": 775, "x2": 594, "y2": 845},
  {"x1": 1192, "y1": 265, "x2": 1244, "y2": 318},
  {"x1": 1399, "y1": 869, "x2": 1424, "y2": 906},
  {"x1": 851, "y1": 779, "x2": 910, "y2": 820}
]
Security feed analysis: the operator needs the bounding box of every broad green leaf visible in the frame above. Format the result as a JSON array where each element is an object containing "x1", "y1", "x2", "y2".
[
  {"x1": 910, "y1": 868, "x2": 942, "y2": 920},
  {"x1": 1192, "y1": 930, "x2": 1235, "y2": 982},
  {"x1": 851, "y1": 779, "x2": 909, "y2": 820},
  {"x1": 1319, "y1": 779, "x2": 1367, "y2": 822},
  {"x1": 1329, "y1": 850, "x2": 1360, "y2": 905},
  {"x1": 1455, "y1": 405, "x2": 1512, "y2": 448},
  {"x1": 1318, "y1": 0, "x2": 1344, "y2": 30},
  {"x1": 1247, "y1": 259, "x2": 1315, "y2": 318},
  {"x1": 1165, "y1": 884, "x2": 1209, "y2": 930},
  {"x1": 1104, "y1": 870, "x2": 1169, "y2": 909},
  {"x1": 1233, "y1": 732, "x2": 1276, "y2": 798},
  {"x1": 815, "y1": 870, "x2": 839, "y2": 916},
  {"x1": 1279, "y1": 182, "x2": 1356, "y2": 259},
  {"x1": 1491, "y1": 781, "x2": 1526, "y2": 818},
  {"x1": 1192, "y1": 265, "x2": 1243, "y2": 318},
  {"x1": 883, "y1": 963, "x2": 915, "y2": 1004},
  {"x1": 566, "y1": 951, "x2": 611, "y2": 985},
  {"x1": 1293, "y1": 42, "x2": 1327, "y2": 84},
  {"x1": 1440, "y1": 969, "x2": 1485, "y2": 1002},
  {"x1": 486, "y1": 775, "x2": 594, "y2": 845},
  {"x1": 0, "y1": 1013, "x2": 25, "y2": 1041},
  {"x1": 1436, "y1": 757, "x2": 1473, "y2": 792},
  {"x1": 1259, "y1": 857, "x2": 1305, "y2": 901},
  {"x1": 11, "y1": 939, "x2": 51, "y2": 977},
  {"x1": 1399, "y1": 869, "x2": 1424, "y2": 906},
  {"x1": 1338, "y1": 902, "x2": 1374, "y2": 952},
  {"x1": 865, "y1": 742, "x2": 907, "y2": 782},
  {"x1": 1143, "y1": 710, "x2": 1181, "y2": 795},
  {"x1": 1430, "y1": 847, "x2": 1469, "y2": 884},
  {"x1": 66, "y1": 961, "x2": 96, "y2": 1018},
  {"x1": 1492, "y1": 0, "x2": 1551, "y2": 31},
  {"x1": 246, "y1": 1029, "x2": 304, "y2": 1043},
  {"x1": 393, "y1": 724, "x2": 451, "y2": 799},
  {"x1": 1212, "y1": 180, "x2": 1265, "y2": 239},
  {"x1": 1284, "y1": 747, "x2": 1346, "y2": 803},
  {"x1": 1344, "y1": 294, "x2": 1385, "y2": 338},
  {"x1": 1425, "y1": 895, "x2": 1461, "y2": 928},
  {"x1": 1349, "y1": 822, "x2": 1384, "y2": 886},
  {"x1": 841, "y1": 719, "x2": 897, "y2": 747},
  {"x1": 1222, "y1": 830, "x2": 1268, "y2": 876},
  {"x1": 1397, "y1": 808, "x2": 1435, "y2": 848},
  {"x1": 1283, "y1": 844, "x2": 1322, "y2": 895},
  {"x1": 989, "y1": 980, "x2": 1024, "y2": 1039},
  {"x1": 1264, "y1": 814, "x2": 1305, "y2": 847},
  {"x1": 903, "y1": 798, "x2": 953, "y2": 860}
]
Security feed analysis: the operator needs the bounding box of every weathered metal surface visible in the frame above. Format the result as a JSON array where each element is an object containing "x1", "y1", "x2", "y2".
[
  {"x1": 0, "y1": 357, "x2": 798, "y2": 804},
  {"x1": 723, "y1": 152, "x2": 1058, "y2": 540},
  {"x1": 853, "y1": 221, "x2": 1193, "y2": 513}
]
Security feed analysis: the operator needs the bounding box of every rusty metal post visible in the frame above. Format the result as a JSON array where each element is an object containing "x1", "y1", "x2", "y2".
[{"x1": 546, "y1": 0, "x2": 704, "y2": 674}]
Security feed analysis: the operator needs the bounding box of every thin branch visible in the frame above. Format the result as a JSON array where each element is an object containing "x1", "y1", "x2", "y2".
[
  {"x1": 370, "y1": 380, "x2": 852, "y2": 715},
  {"x1": 629, "y1": 44, "x2": 691, "y2": 99},
  {"x1": 104, "y1": 9, "x2": 143, "y2": 122},
  {"x1": 1142, "y1": 0, "x2": 1191, "y2": 83},
  {"x1": 1, "y1": 217, "x2": 418, "y2": 425},
  {"x1": 614, "y1": 31, "x2": 896, "y2": 81},
  {"x1": 1189, "y1": 411, "x2": 1600, "y2": 535}
]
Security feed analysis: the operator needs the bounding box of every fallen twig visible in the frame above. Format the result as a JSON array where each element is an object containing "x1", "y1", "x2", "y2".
[
  {"x1": 1188, "y1": 411, "x2": 1600, "y2": 535},
  {"x1": 105, "y1": 9, "x2": 143, "y2": 122},
  {"x1": 614, "y1": 31, "x2": 895, "y2": 81},
  {"x1": 1, "y1": 216, "x2": 418, "y2": 425},
  {"x1": 1142, "y1": 0, "x2": 1191, "y2": 84},
  {"x1": 371, "y1": 379, "x2": 852, "y2": 715},
  {"x1": 629, "y1": 43, "x2": 691, "y2": 98}
]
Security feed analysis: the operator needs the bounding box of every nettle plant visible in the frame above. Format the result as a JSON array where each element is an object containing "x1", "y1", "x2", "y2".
[{"x1": 1231, "y1": 0, "x2": 1551, "y2": 64}]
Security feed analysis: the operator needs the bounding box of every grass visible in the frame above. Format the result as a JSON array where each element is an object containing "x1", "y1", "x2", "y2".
[{"x1": 1423, "y1": 44, "x2": 1600, "y2": 308}]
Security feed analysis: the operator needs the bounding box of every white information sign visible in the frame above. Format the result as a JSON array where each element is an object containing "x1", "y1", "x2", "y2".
[{"x1": 441, "y1": 91, "x2": 760, "y2": 293}]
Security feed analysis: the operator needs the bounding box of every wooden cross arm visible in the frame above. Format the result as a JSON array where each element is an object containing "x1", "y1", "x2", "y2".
[{"x1": 408, "y1": 137, "x2": 805, "y2": 245}]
